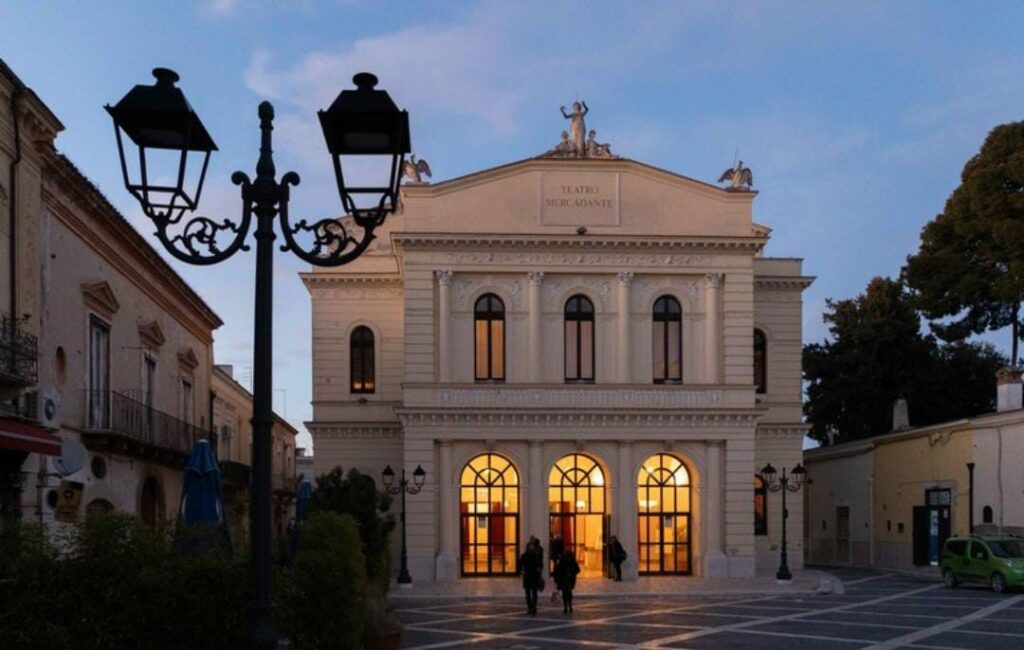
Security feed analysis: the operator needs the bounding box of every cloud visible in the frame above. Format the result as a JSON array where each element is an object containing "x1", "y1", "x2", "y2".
[{"x1": 203, "y1": 0, "x2": 240, "y2": 17}]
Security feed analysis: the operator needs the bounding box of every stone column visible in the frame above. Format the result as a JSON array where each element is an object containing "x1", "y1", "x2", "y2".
[
  {"x1": 703, "y1": 441, "x2": 728, "y2": 577},
  {"x1": 617, "y1": 440, "x2": 638, "y2": 580},
  {"x1": 617, "y1": 272, "x2": 634, "y2": 383},
  {"x1": 435, "y1": 439, "x2": 457, "y2": 580},
  {"x1": 437, "y1": 270, "x2": 453, "y2": 382},
  {"x1": 529, "y1": 440, "x2": 545, "y2": 544},
  {"x1": 528, "y1": 272, "x2": 544, "y2": 383},
  {"x1": 704, "y1": 273, "x2": 723, "y2": 384}
]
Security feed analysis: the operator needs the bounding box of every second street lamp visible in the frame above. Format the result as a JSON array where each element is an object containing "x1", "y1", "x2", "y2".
[
  {"x1": 759, "y1": 462, "x2": 806, "y2": 582},
  {"x1": 106, "y1": 69, "x2": 410, "y2": 650},
  {"x1": 382, "y1": 464, "x2": 425, "y2": 587}
]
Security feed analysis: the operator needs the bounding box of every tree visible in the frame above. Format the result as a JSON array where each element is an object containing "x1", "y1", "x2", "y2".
[
  {"x1": 903, "y1": 121, "x2": 1024, "y2": 364},
  {"x1": 804, "y1": 277, "x2": 1006, "y2": 446},
  {"x1": 308, "y1": 466, "x2": 395, "y2": 588}
]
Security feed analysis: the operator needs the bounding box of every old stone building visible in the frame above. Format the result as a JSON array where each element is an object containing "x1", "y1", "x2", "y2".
[{"x1": 306, "y1": 124, "x2": 812, "y2": 582}]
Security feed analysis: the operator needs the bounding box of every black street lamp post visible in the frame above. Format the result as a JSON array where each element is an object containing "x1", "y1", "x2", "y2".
[
  {"x1": 760, "y1": 462, "x2": 806, "y2": 582},
  {"x1": 382, "y1": 464, "x2": 425, "y2": 586},
  {"x1": 106, "y1": 69, "x2": 410, "y2": 650}
]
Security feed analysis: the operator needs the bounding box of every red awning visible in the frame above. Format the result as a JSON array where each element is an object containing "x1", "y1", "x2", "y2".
[{"x1": 0, "y1": 417, "x2": 62, "y2": 455}]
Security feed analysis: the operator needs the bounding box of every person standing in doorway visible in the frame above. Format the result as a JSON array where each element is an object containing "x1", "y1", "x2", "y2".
[
  {"x1": 549, "y1": 533, "x2": 565, "y2": 603},
  {"x1": 553, "y1": 550, "x2": 581, "y2": 613},
  {"x1": 608, "y1": 535, "x2": 626, "y2": 582},
  {"x1": 518, "y1": 539, "x2": 544, "y2": 615}
]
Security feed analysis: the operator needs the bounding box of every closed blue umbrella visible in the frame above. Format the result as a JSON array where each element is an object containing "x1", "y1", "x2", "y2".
[
  {"x1": 179, "y1": 439, "x2": 224, "y2": 525},
  {"x1": 287, "y1": 479, "x2": 313, "y2": 567}
]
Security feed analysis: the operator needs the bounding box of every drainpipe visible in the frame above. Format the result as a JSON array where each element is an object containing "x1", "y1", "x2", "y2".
[
  {"x1": 966, "y1": 462, "x2": 975, "y2": 533},
  {"x1": 8, "y1": 84, "x2": 23, "y2": 320}
]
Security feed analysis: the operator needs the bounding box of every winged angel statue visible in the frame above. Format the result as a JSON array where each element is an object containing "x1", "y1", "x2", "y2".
[
  {"x1": 717, "y1": 160, "x2": 753, "y2": 189},
  {"x1": 401, "y1": 155, "x2": 432, "y2": 184}
]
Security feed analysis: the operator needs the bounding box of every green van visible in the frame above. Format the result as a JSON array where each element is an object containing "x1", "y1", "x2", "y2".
[{"x1": 940, "y1": 535, "x2": 1024, "y2": 593}]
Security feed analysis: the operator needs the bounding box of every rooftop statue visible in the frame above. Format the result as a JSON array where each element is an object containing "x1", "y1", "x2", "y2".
[
  {"x1": 542, "y1": 101, "x2": 617, "y2": 159},
  {"x1": 717, "y1": 160, "x2": 754, "y2": 190},
  {"x1": 401, "y1": 155, "x2": 432, "y2": 184}
]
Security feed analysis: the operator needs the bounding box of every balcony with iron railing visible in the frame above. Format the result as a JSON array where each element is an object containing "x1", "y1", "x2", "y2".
[
  {"x1": 82, "y1": 390, "x2": 212, "y2": 464},
  {"x1": 0, "y1": 313, "x2": 38, "y2": 389}
]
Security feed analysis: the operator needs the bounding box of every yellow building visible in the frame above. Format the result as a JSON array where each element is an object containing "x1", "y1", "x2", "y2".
[{"x1": 805, "y1": 370, "x2": 1024, "y2": 569}]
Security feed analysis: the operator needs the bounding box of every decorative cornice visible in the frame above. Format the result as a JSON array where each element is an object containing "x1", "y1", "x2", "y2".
[
  {"x1": 137, "y1": 319, "x2": 166, "y2": 350},
  {"x1": 397, "y1": 410, "x2": 761, "y2": 429},
  {"x1": 756, "y1": 424, "x2": 811, "y2": 439},
  {"x1": 300, "y1": 274, "x2": 402, "y2": 287},
  {"x1": 81, "y1": 281, "x2": 120, "y2": 319},
  {"x1": 393, "y1": 234, "x2": 766, "y2": 254},
  {"x1": 307, "y1": 424, "x2": 403, "y2": 440},
  {"x1": 178, "y1": 347, "x2": 200, "y2": 372},
  {"x1": 754, "y1": 276, "x2": 815, "y2": 291}
]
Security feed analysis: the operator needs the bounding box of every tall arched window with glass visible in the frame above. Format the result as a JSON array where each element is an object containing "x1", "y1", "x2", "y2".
[
  {"x1": 474, "y1": 294, "x2": 505, "y2": 382},
  {"x1": 350, "y1": 326, "x2": 375, "y2": 394},
  {"x1": 653, "y1": 295, "x2": 682, "y2": 383},
  {"x1": 460, "y1": 453, "x2": 519, "y2": 576},
  {"x1": 754, "y1": 474, "x2": 767, "y2": 536},
  {"x1": 753, "y1": 328, "x2": 767, "y2": 394},
  {"x1": 564, "y1": 295, "x2": 595, "y2": 383},
  {"x1": 549, "y1": 454, "x2": 606, "y2": 576},
  {"x1": 637, "y1": 454, "x2": 692, "y2": 574}
]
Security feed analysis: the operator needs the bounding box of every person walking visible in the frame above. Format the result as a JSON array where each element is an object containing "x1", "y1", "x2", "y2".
[
  {"x1": 549, "y1": 533, "x2": 564, "y2": 604},
  {"x1": 608, "y1": 535, "x2": 626, "y2": 582},
  {"x1": 553, "y1": 550, "x2": 581, "y2": 613},
  {"x1": 518, "y1": 539, "x2": 544, "y2": 615}
]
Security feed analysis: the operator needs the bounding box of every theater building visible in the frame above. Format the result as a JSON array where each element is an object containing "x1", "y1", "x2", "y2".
[{"x1": 305, "y1": 124, "x2": 812, "y2": 581}]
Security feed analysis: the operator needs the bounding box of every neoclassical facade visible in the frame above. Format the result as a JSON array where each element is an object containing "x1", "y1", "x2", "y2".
[{"x1": 305, "y1": 154, "x2": 812, "y2": 581}]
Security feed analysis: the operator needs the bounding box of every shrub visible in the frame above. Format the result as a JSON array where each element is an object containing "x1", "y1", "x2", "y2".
[{"x1": 280, "y1": 511, "x2": 368, "y2": 649}]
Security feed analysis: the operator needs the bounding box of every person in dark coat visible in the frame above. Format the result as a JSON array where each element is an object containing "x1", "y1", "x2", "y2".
[
  {"x1": 553, "y1": 551, "x2": 581, "y2": 613},
  {"x1": 549, "y1": 534, "x2": 564, "y2": 574},
  {"x1": 518, "y1": 540, "x2": 544, "y2": 615},
  {"x1": 608, "y1": 535, "x2": 626, "y2": 582}
]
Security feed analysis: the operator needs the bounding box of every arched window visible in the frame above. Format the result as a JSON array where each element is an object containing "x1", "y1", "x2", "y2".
[
  {"x1": 653, "y1": 296, "x2": 682, "y2": 383},
  {"x1": 460, "y1": 454, "x2": 519, "y2": 576},
  {"x1": 753, "y1": 328, "x2": 767, "y2": 394},
  {"x1": 474, "y1": 294, "x2": 505, "y2": 381},
  {"x1": 982, "y1": 505, "x2": 993, "y2": 524},
  {"x1": 350, "y1": 326, "x2": 375, "y2": 394},
  {"x1": 637, "y1": 454, "x2": 692, "y2": 574},
  {"x1": 564, "y1": 295, "x2": 595, "y2": 383},
  {"x1": 754, "y1": 475, "x2": 767, "y2": 536},
  {"x1": 549, "y1": 454, "x2": 606, "y2": 574}
]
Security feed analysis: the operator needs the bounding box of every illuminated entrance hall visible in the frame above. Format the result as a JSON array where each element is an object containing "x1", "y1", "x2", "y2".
[
  {"x1": 549, "y1": 454, "x2": 607, "y2": 577},
  {"x1": 460, "y1": 453, "x2": 519, "y2": 576},
  {"x1": 638, "y1": 453, "x2": 692, "y2": 574}
]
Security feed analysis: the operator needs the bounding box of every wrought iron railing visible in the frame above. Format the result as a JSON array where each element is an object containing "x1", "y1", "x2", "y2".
[
  {"x1": 83, "y1": 390, "x2": 210, "y2": 455},
  {"x1": 0, "y1": 312, "x2": 38, "y2": 384}
]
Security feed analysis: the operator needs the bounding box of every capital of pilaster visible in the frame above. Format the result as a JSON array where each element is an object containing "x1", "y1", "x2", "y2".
[
  {"x1": 617, "y1": 271, "x2": 635, "y2": 286},
  {"x1": 436, "y1": 439, "x2": 453, "y2": 448},
  {"x1": 706, "y1": 273, "x2": 724, "y2": 289},
  {"x1": 527, "y1": 271, "x2": 545, "y2": 286},
  {"x1": 436, "y1": 269, "x2": 453, "y2": 286},
  {"x1": 529, "y1": 439, "x2": 544, "y2": 450}
]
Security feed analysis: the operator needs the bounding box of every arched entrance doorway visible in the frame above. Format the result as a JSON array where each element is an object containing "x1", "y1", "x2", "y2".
[
  {"x1": 637, "y1": 453, "x2": 692, "y2": 574},
  {"x1": 549, "y1": 453, "x2": 606, "y2": 577},
  {"x1": 460, "y1": 453, "x2": 519, "y2": 576},
  {"x1": 140, "y1": 476, "x2": 162, "y2": 526}
]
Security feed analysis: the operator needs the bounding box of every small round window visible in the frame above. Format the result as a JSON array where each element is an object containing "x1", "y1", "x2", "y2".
[{"x1": 91, "y1": 456, "x2": 108, "y2": 480}]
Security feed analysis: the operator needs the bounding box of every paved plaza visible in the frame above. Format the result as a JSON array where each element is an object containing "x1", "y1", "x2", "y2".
[{"x1": 394, "y1": 567, "x2": 1024, "y2": 649}]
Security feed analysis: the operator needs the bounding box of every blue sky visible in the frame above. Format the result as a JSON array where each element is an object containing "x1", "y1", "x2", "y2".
[{"x1": 3, "y1": 1, "x2": 1024, "y2": 450}]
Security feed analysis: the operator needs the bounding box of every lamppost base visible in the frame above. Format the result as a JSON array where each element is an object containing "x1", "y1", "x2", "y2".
[
  {"x1": 398, "y1": 582, "x2": 414, "y2": 590},
  {"x1": 775, "y1": 568, "x2": 793, "y2": 583}
]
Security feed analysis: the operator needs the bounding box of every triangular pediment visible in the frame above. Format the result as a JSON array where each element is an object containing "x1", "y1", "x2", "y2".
[
  {"x1": 81, "y1": 281, "x2": 120, "y2": 318},
  {"x1": 396, "y1": 157, "x2": 759, "y2": 240},
  {"x1": 138, "y1": 320, "x2": 166, "y2": 350},
  {"x1": 178, "y1": 347, "x2": 199, "y2": 372}
]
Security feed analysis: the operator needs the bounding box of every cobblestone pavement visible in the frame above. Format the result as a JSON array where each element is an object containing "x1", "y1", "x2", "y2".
[{"x1": 395, "y1": 566, "x2": 1024, "y2": 649}]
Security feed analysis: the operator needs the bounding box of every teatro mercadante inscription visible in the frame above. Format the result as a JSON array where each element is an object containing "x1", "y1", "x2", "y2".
[{"x1": 541, "y1": 171, "x2": 620, "y2": 226}]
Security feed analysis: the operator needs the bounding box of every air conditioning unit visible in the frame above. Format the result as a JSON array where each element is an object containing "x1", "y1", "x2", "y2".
[{"x1": 40, "y1": 390, "x2": 61, "y2": 430}]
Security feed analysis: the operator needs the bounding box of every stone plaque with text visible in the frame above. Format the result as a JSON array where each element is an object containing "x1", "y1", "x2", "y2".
[{"x1": 541, "y1": 171, "x2": 620, "y2": 226}]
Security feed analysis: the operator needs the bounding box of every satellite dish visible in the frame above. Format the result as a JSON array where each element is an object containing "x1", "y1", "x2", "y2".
[{"x1": 52, "y1": 440, "x2": 87, "y2": 477}]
